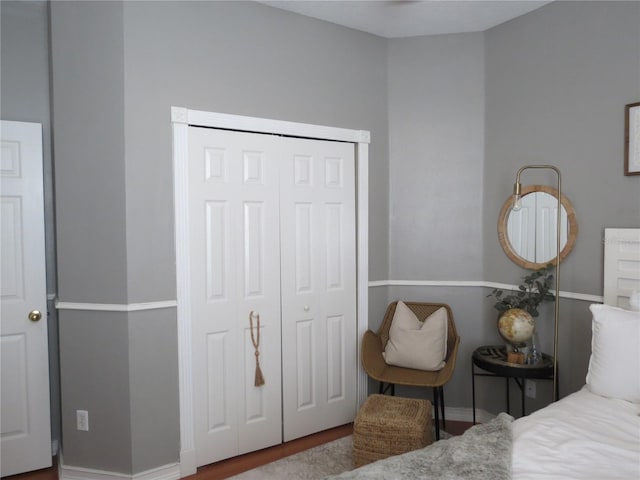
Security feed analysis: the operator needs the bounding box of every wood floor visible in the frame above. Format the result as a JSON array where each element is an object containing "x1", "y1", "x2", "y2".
[
  {"x1": 8, "y1": 421, "x2": 472, "y2": 480},
  {"x1": 193, "y1": 423, "x2": 354, "y2": 480}
]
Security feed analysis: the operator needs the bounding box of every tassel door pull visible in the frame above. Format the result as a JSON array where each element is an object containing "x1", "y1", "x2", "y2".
[{"x1": 249, "y1": 311, "x2": 265, "y2": 387}]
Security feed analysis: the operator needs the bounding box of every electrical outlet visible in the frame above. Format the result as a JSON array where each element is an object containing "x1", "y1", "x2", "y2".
[
  {"x1": 77, "y1": 410, "x2": 89, "y2": 431},
  {"x1": 525, "y1": 380, "x2": 536, "y2": 399}
]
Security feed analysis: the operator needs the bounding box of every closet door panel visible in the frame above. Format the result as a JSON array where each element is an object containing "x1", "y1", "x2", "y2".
[
  {"x1": 294, "y1": 202, "x2": 313, "y2": 294},
  {"x1": 326, "y1": 313, "x2": 346, "y2": 402},
  {"x1": 281, "y1": 138, "x2": 357, "y2": 441},
  {"x1": 189, "y1": 128, "x2": 282, "y2": 466},
  {"x1": 205, "y1": 332, "x2": 231, "y2": 432},
  {"x1": 295, "y1": 318, "x2": 316, "y2": 409}
]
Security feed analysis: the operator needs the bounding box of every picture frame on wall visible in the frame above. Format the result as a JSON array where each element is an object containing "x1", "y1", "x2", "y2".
[{"x1": 625, "y1": 102, "x2": 640, "y2": 176}]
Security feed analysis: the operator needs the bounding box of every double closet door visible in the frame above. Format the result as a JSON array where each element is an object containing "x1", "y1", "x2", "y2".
[{"x1": 188, "y1": 127, "x2": 357, "y2": 466}]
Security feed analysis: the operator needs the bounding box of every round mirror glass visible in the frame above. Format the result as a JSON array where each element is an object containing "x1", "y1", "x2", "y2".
[{"x1": 498, "y1": 186, "x2": 577, "y2": 269}]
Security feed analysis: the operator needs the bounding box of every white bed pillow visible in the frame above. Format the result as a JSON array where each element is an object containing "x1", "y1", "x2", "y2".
[
  {"x1": 383, "y1": 301, "x2": 448, "y2": 371},
  {"x1": 586, "y1": 304, "x2": 640, "y2": 403}
]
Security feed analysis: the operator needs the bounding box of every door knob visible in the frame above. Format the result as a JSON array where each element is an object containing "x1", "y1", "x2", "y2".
[
  {"x1": 304, "y1": 305, "x2": 310, "y2": 312},
  {"x1": 28, "y1": 310, "x2": 42, "y2": 322}
]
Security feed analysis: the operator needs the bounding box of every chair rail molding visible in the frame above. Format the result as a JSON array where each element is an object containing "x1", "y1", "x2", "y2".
[
  {"x1": 368, "y1": 280, "x2": 603, "y2": 303},
  {"x1": 55, "y1": 299, "x2": 177, "y2": 312}
]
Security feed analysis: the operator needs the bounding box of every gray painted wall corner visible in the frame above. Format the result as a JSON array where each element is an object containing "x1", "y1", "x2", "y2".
[
  {"x1": 59, "y1": 310, "x2": 133, "y2": 472},
  {"x1": 387, "y1": 32, "x2": 486, "y2": 282},
  {"x1": 128, "y1": 309, "x2": 180, "y2": 473},
  {"x1": 50, "y1": 0, "x2": 129, "y2": 304}
]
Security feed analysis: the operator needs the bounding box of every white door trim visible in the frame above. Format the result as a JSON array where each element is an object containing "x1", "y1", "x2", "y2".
[{"x1": 171, "y1": 107, "x2": 370, "y2": 477}]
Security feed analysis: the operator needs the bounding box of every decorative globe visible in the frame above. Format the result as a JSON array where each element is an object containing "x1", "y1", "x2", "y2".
[{"x1": 498, "y1": 308, "x2": 535, "y2": 347}]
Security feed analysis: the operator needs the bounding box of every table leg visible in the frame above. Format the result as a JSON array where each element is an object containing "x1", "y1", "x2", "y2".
[
  {"x1": 439, "y1": 387, "x2": 445, "y2": 430},
  {"x1": 506, "y1": 377, "x2": 510, "y2": 414},
  {"x1": 432, "y1": 387, "x2": 440, "y2": 440},
  {"x1": 471, "y1": 361, "x2": 476, "y2": 424}
]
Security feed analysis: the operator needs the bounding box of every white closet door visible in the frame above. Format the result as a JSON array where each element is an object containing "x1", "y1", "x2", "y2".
[
  {"x1": 189, "y1": 127, "x2": 282, "y2": 466},
  {"x1": 280, "y1": 138, "x2": 357, "y2": 441}
]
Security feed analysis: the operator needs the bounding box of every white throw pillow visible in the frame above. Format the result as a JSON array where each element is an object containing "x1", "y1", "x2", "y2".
[
  {"x1": 383, "y1": 301, "x2": 448, "y2": 371},
  {"x1": 586, "y1": 304, "x2": 640, "y2": 403}
]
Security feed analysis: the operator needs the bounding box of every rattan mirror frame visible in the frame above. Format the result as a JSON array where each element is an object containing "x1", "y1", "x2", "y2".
[{"x1": 498, "y1": 185, "x2": 578, "y2": 269}]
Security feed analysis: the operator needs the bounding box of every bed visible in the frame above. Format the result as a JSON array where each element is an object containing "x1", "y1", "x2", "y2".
[
  {"x1": 330, "y1": 228, "x2": 640, "y2": 479},
  {"x1": 512, "y1": 386, "x2": 640, "y2": 479}
]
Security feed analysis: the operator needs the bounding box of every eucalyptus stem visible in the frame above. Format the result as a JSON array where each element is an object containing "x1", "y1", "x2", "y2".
[{"x1": 487, "y1": 265, "x2": 555, "y2": 317}]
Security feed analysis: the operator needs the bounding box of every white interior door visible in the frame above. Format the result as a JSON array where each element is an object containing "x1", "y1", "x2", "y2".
[
  {"x1": 506, "y1": 194, "x2": 535, "y2": 261},
  {"x1": 535, "y1": 193, "x2": 567, "y2": 263},
  {"x1": 1, "y1": 120, "x2": 51, "y2": 476},
  {"x1": 280, "y1": 138, "x2": 357, "y2": 441},
  {"x1": 189, "y1": 127, "x2": 283, "y2": 466}
]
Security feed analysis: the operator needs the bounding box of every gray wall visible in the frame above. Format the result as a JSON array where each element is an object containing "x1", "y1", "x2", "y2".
[
  {"x1": 382, "y1": 32, "x2": 486, "y2": 411},
  {"x1": 484, "y1": 0, "x2": 640, "y2": 402},
  {"x1": 485, "y1": 0, "x2": 640, "y2": 294},
  {"x1": 51, "y1": 0, "x2": 128, "y2": 304},
  {"x1": 121, "y1": 0, "x2": 390, "y2": 299},
  {"x1": 50, "y1": 0, "x2": 179, "y2": 473},
  {"x1": 0, "y1": 0, "x2": 60, "y2": 450},
  {"x1": 58, "y1": 311, "x2": 133, "y2": 471},
  {"x1": 365, "y1": 1, "x2": 639, "y2": 416},
  {"x1": 50, "y1": 0, "x2": 389, "y2": 474},
  {"x1": 388, "y1": 32, "x2": 485, "y2": 281}
]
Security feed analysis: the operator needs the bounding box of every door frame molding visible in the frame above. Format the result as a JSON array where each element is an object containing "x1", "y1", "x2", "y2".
[{"x1": 171, "y1": 107, "x2": 369, "y2": 477}]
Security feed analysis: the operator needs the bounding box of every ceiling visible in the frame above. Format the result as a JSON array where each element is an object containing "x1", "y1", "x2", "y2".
[{"x1": 258, "y1": 1, "x2": 553, "y2": 38}]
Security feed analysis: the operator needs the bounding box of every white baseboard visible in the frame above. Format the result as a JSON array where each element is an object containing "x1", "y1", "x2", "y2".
[
  {"x1": 442, "y1": 406, "x2": 495, "y2": 425},
  {"x1": 59, "y1": 459, "x2": 180, "y2": 480},
  {"x1": 132, "y1": 464, "x2": 180, "y2": 480}
]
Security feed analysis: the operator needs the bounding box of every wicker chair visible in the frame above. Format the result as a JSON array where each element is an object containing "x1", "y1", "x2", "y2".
[{"x1": 361, "y1": 301, "x2": 460, "y2": 440}]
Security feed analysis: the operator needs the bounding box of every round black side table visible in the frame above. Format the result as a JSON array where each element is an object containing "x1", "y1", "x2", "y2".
[{"x1": 471, "y1": 345, "x2": 557, "y2": 423}]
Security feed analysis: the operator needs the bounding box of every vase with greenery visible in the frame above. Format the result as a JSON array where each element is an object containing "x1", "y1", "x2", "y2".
[
  {"x1": 488, "y1": 265, "x2": 555, "y2": 358},
  {"x1": 487, "y1": 264, "x2": 555, "y2": 318}
]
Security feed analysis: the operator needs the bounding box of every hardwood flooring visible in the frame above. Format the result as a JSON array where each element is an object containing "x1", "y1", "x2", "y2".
[
  {"x1": 193, "y1": 423, "x2": 354, "y2": 480},
  {"x1": 3, "y1": 459, "x2": 58, "y2": 480},
  {"x1": 7, "y1": 421, "x2": 472, "y2": 480}
]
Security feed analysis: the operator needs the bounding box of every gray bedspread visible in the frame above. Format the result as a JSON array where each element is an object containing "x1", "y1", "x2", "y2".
[{"x1": 325, "y1": 413, "x2": 513, "y2": 480}]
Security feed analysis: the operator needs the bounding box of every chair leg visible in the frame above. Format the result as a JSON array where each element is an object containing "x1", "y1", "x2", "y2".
[
  {"x1": 432, "y1": 388, "x2": 440, "y2": 441},
  {"x1": 439, "y1": 387, "x2": 446, "y2": 430},
  {"x1": 379, "y1": 382, "x2": 395, "y2": 395}
]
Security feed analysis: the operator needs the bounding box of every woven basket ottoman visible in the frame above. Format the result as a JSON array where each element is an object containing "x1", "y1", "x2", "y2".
[{"x1": 352, "y1": 394, "x2": 433, "y2": 467}]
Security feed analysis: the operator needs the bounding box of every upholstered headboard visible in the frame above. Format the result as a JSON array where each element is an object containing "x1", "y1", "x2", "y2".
[{"x1": 603, "y1": 228, "x2": 640, "y2": 308}]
